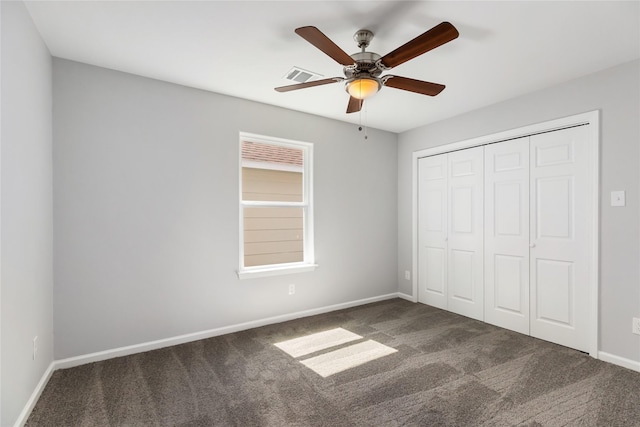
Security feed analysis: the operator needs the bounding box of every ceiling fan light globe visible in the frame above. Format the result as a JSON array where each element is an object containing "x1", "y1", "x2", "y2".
[{"x1": 347, "y1": 78, "x2": 380, "y2": 100}]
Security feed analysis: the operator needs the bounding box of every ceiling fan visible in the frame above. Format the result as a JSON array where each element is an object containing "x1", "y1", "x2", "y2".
[{"x1": 275, "y1": 22, "x2": 459, "y2": 113}]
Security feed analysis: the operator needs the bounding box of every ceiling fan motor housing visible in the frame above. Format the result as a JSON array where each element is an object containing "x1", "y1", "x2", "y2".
[
  {"x1": 344, "y1": 50, "x2": 383, "y2": 96},
  {"x1": 344, "y1": 32, "x2": 383, "y2": 98},
  {"x1": 345, "y1": 52, "x2": 382, "y2": 77},
  {"x1": 345, "y1": 29, "x2": 383, "y2": 85}
]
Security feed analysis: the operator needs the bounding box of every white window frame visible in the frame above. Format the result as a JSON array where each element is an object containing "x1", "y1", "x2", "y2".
[{"x1": 237, "y1": 132, "x2": 316, "y2": 279}]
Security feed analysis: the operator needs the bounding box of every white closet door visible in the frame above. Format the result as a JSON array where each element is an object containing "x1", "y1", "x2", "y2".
[
  {"x1": 447, "y1": 147, "x2": 484, "y2": 320},
  {"x1": 418, "y1": 154, "x2": 448, "y2": 308},
  {"x1": 530, "y1": 126, "x2": 590, "y2": 352},
  {"x1": 484, "y1": 138, "x2": 530, "y2": 334}
]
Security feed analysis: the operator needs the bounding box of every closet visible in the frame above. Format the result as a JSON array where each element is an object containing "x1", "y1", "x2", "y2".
[{"x1": 417, "y1": 124, "x2": 593, "y2": 353}]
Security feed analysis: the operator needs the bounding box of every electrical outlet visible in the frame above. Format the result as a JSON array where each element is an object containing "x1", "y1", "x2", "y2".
[
  {"x1": 404, "y1": 270, "x2": 411, "y2": 280},
  {"x1": 633, "y1": 318, "x2": 640, "y2": 335},
  {"x1": 288, "y1": 284, "x2": 295, "y2": 295},
  {"x1": 33, "y1": 336, "x2": 38, "y2": 360}
]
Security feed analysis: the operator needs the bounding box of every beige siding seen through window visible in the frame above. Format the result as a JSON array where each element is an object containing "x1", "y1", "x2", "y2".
[
  {"x1": 242, "y1": 168, "x2": 303, "y2": 267},
  {"x1": 242, "y1": 167, "x2": 302, "y2": 202}
]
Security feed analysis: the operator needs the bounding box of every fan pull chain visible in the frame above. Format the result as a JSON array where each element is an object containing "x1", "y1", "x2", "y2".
[
  {"x1": 364, "y1": 104, "x2": 368, "y2": 140},
  {"x1": 357, "y1": 104, "x2": 368, "y2": 140}
]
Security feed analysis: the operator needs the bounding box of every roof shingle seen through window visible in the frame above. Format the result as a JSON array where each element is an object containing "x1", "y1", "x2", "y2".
[{"x1": 242, "y1": 141, "x2": 303, "y2": 166}]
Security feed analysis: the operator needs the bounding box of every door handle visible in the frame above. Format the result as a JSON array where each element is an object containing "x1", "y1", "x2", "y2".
[{"x1": 529, "y1": 243, "x2": 536, "y2": 248}]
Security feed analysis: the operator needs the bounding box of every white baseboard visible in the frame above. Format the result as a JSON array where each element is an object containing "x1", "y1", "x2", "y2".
[
  {"x1": 55, "y1": 292, "x2": 402, "y2": 370},
  {"x1": 397, "y1": 292, "x2": 417, "y2": 303},
  {"x1": 15, "y1": 295, "x2": 640, "y2": 426},
  {"x1": 13, "y1": 362, "x2": 55, "y2": 427},
  {"x1": 598, "y1": 351, "x2": 640, "y2": 372}
]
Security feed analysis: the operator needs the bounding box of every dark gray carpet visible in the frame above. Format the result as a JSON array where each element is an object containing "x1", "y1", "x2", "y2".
[{"x1": 26, "y1": 299, "x2": 640, "y2": 426}]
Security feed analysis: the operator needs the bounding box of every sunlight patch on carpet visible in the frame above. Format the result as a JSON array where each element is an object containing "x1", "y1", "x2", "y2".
[
  {"x1": 274, "y1": 328, "x2": 362, "y2": 358},
  {"x1": 300, "y1": 340, "x2": 398, "y2": 377}
]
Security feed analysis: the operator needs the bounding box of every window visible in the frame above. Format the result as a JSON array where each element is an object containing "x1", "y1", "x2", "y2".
[{"x1": 238, "y1": 133, "x2": 315, "y2": 278}]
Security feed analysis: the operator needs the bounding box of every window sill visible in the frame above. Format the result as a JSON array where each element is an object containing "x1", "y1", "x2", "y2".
[{"x1": 237, "y1": 263, "x2": 318, "y2": 280}]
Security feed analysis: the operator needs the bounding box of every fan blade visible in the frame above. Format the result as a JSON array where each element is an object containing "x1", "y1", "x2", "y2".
[
  {"x1": 295, "y1": 26, "x2": 355, "y2": 66},
  {"x1": 383, "y1": 75, "x2": 445, "y2": 96},
  {"x1": 275, "y1": 77, "x2": 343, "y2": 92},
  {"x1": 380, "y1": 22, "x2": 458, "y2": 68},
  {"x1": 346, "y1": 96, "x2": 363, "y2": 114}
]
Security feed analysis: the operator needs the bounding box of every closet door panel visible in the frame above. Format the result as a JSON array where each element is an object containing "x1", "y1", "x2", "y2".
[
  {"x1": 451, "y1": 249, "x2": 474, "y2": 301},
  {"x1": 535, "y1": 259, "x2": 573, "y2": 324},
  {"x1": 423, "y1": 247, "x2": 446, "y2": 296},
  {"x1": 484, "y1": 138, "x2": 530, "y2": 334},
  {"x1": 530, "y1": 126, "x2": 590, "y2": 352},
  {"x1": 447, "y1": 146, "x2": 484, "y2": 320},
  {"x1": 494, "y1": 255, "x2": 526, "y2": 312},
  {"x1": 418, "y1": 154, "x2": 448, "y2": 308}
]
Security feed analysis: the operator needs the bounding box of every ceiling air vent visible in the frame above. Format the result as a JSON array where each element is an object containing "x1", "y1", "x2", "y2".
[{"x1": 284, "y1": 66, "x2": 323, "y2": 83}]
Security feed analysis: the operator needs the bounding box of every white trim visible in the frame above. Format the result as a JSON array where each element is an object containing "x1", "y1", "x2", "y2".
[
  {"x1": 238, "y1": 132, "x2": 315, "y2": 277},
  {"x1": 0, "y1": 4, "x2": 3, "y2": 424},
  {"x1": 18, "y1": 292, "x2": 640, "y2": 426},
  {"x1": 54, "y1": 293, "x2": 402, "y2": 370},
  {"x1": 241, "y1": 160, "x2": 303, "y2": 173},
  {"x1": 411, "y1": 110, "x2": 600, "y2": 357},
  {"x1": 598, "y1": 351, "x2": 640, "y2": 373},
  {"x1": 242, "y1": 200, "x2": 307, "y2": 208},
  {"x1": 588, "y1": 111, "x2": 600, "y2": 359},
  {"x1": 397, "y1": 292, "x2": 417, "y2": 303},
  {"x1": 240, "y1": 132, "x2": 314, "y2": 151},
  {"x1": 237, "y1": 263, "x2": 318, "y2": 279},
  {"x1": 411, "y1": 149, "x2": 419, "y2": 307},
  {"x1": 13, "y1": 363, "x2": 55, "y2": 427},
  {"x1": 412, "y1": 111, "x2": 598, "y2": 159}
]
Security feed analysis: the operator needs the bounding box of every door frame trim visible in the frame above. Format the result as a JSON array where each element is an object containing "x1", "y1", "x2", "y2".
[{"x1": 411, "y1": 110, "x2": 600, "y2": 358}]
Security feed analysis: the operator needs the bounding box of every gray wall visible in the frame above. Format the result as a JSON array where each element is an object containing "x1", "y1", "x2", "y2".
[
  {"x1": 53, "y1": 59, "x2": 398, "y2": 359},
  {"x1": 397, "y1": 60, "x2": 640, "y2": 363},
  {"x1": 1, "y1": 2, "x2": 54, "y2": 425},
  {"x1": 5, "y1": 10, "x2": 637, "y2": 422}
]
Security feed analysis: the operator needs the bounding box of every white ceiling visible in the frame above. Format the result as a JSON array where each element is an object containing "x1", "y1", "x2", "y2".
[{"x1": 25, "y1": 0, "x2": 640, "y2": 133}]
